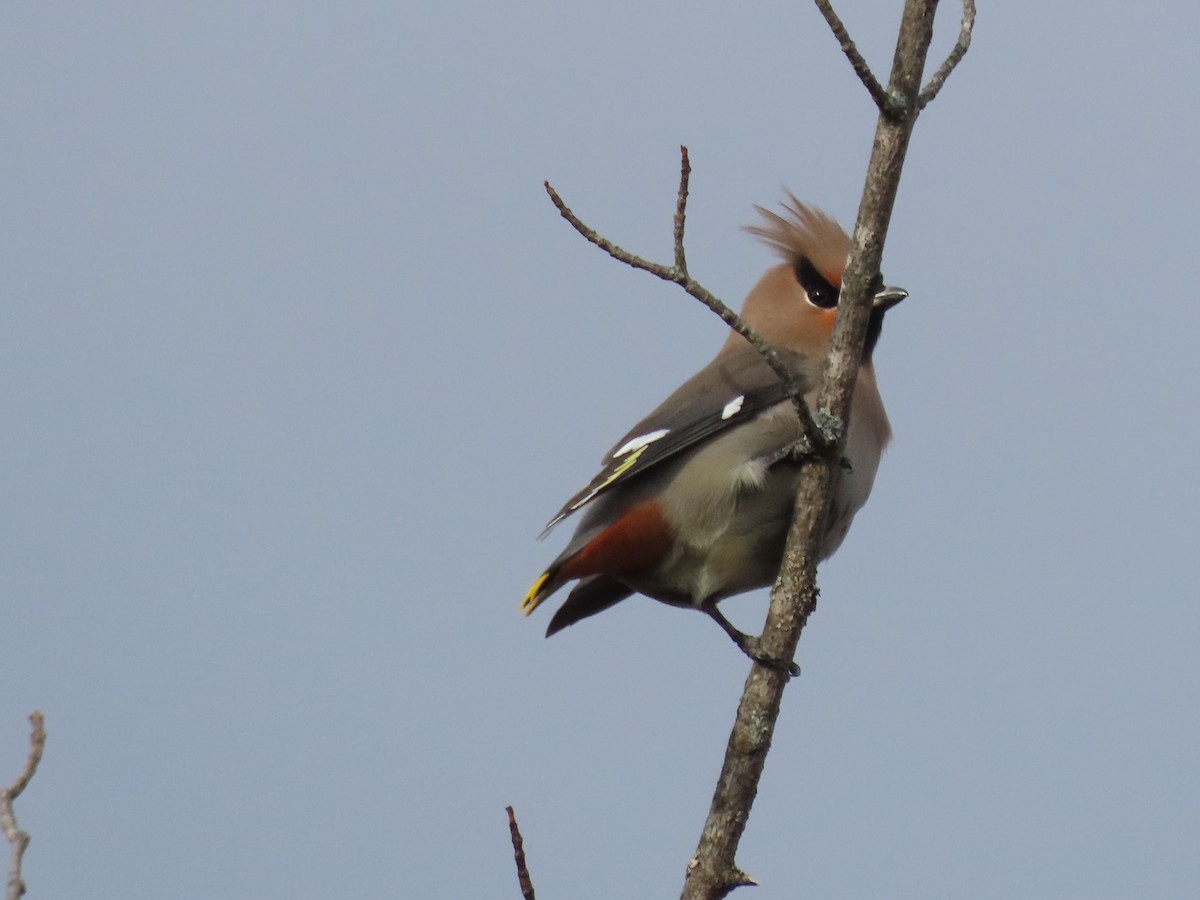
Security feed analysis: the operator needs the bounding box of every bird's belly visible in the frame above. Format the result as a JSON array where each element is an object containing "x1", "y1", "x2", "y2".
[
  {"x1": 632, "y1": 446, "x2": 881, "y2": 606},
  {"x1": 633, "y1": 463, "x2": 801, "y2": 606},
  {"x1": 619, "y1": 392, "x2": 887, "y2": 608}
]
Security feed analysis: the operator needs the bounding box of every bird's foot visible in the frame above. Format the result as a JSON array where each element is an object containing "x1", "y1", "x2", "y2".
[
  {"x1": 735, "y1": 636, "x2": 801, "y2": 678},
  {"x1": 704, "y1": 608, "x2": 800, "y2": 678}
]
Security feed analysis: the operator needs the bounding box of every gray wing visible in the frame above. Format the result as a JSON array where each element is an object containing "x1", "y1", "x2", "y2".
[{"x1": 542, "y1": 342, "x2": 813, "y2": 533}]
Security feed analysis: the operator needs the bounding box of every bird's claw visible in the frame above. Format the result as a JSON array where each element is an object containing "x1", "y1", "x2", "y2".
[{"x1": 743, "y1": 642, "x2": 801, "y2": 678}]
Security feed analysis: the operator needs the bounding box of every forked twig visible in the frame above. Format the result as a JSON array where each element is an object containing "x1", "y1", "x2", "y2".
[
  {"x1": 545, "y1": 147, "x2": 832, "y2": 454},
  {"x1": 814, "y1": 0, "x2": 975, "y2": 116}
]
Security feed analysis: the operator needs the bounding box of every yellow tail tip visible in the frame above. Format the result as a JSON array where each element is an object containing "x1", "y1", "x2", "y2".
[{"x1": 520, "y1": 572, "x2": 550, "y2": 616}]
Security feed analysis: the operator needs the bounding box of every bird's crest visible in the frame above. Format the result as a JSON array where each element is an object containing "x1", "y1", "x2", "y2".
[{"x1": 744, "y1": 193, "x2": 852, "y2": 288}]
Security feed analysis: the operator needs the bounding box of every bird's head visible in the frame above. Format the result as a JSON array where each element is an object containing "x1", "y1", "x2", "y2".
[{"x1": 738, "y1": 194, "x2": 906, "y2": 361}]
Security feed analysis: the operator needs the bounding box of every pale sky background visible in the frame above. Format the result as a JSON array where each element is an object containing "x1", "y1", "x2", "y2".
[{"x1": 3, "y1": 2, "x2": 1199, "y2": 898}]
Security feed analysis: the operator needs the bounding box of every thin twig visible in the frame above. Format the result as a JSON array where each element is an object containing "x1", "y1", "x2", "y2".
[
  {"x1": 2, "y1": 712, "x2": 46, "y2": 900},
  {"x1": 673, "y1": 146, "x2": 690, "y2": 272},
  {"x1": 505, "y1": 806, "x2": 536, "y2": 900},
  {"x1": 543, "y1": 180, "x2": 664, "y2": 276},
  {"x1": 544, "y1": 148, "x2": 831, "y2": 454},
  {"x1": 918, "y1": 0, "x2": 975, "y2": 109},
  {"x1": 812, "y1": 0, "x2": 901, "y2": 117}
]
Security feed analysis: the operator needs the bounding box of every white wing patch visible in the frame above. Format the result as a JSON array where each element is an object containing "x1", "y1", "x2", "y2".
[
  {"x1": 613, "y1": 427, "x2": 670, "y2": 458},
  {"x1": 721, "y1": 395, "x2": 745, "y2": 420}
]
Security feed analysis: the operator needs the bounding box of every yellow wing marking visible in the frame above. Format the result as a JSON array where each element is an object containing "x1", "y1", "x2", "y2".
[{"x1": 568, "y1": 445, "x2": 649, "y2": 513}]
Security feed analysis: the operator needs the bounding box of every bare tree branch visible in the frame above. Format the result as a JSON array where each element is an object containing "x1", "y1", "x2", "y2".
[
  {"x1": 919, "y1": 0, "x2": 976, "y2": 109},
  {"x1": 505, "y1": 806, "x2": 536, "y2": 900},
  {"x1": 545, "y1": 147, "x2": 832, "y2": 454},
  {"x1": 680, "y1": 2, "x2": 968, "y2": 897},
  {"x1": 535, "y1": 2, "x2": 971, "y2": 896},
  {"x1": 812, "y1": 0, "x2": 901, "y2": 117},
  {"x1": 2, "y1": 712, "x2": 46, "y2": 900}
]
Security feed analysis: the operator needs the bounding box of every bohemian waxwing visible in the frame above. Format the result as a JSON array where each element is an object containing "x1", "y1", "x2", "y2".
[{"x1": 522, "y1": 194, "x2": 905, "y2": 665}]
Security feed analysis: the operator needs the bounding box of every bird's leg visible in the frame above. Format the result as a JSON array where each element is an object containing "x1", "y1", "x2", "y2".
[{"x1": 703, "y1": 606, "x2": 800, "y2": 677}]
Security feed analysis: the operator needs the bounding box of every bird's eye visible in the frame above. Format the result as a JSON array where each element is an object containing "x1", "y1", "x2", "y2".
[{"x1": 794, "y1": 257, "x2": 839, "y2": 309}]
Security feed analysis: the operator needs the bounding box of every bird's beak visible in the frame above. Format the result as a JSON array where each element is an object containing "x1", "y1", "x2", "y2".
[{"x1": 871, "y1": 286, "x2": 908, "y2": 311}]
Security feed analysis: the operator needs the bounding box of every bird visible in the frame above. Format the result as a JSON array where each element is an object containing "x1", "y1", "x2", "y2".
[{"x1": 521, "y1": 194, "x2": 906, "y2": 668}]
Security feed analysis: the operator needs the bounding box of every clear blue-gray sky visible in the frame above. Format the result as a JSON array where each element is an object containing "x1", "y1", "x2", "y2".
[{"x1": 3, "y1": 2, "x2": 1198, "y2": 897}]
